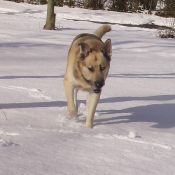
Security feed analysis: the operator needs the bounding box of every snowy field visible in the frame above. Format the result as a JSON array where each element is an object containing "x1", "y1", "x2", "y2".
[{"x1": 0, "y1": 1, "x2": 175, "y2": 175}]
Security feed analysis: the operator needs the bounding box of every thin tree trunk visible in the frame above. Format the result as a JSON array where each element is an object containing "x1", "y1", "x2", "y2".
[
  {"x1": 148, "y1": 0, "x2": 153, "y2": 14},
  {"x1": 44, "y1": 0, "x2": 56, "y2": 30}
]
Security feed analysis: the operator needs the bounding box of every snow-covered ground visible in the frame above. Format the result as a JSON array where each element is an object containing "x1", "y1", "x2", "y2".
[{"x1": 0, "y1": 1, "x2": 175, "y2": 175}]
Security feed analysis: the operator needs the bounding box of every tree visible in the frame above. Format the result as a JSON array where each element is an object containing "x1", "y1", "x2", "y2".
[
  {"x1": 44, "y1": 0, "x2": 56, "y2": 30},
  {"x1": 164, "y1": 0, "x2": 175, "y2": 17},
  {"x1": 148, "y1": 0, "x2": 153, "y2": 14},
  {"x1": 155, "y1": 0, "x2": 175, "y2": 17},
  {"x1": 85, "y1": 0, "x2": 103, "y2": 10},
  {"x1": 109, "y1": 0, "x2": 128, "y2": 12}
]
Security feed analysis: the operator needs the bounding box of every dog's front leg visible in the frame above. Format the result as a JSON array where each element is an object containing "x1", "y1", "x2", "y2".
[
  {"x1": 64, "y1": 80, "x2": 78, "y2": 118},
  {"x1": 85, "y1": 92, "x2": 101, "y2": 128},
  {"x1": 74, "y1": 88, "x2": 78, "y2": 112},
  {"x1": 86, "y1": 94, "x2": 90, "y2": 114}
]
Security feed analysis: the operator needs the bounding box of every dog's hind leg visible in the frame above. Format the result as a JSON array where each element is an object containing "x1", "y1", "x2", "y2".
[
  {"x1": 85, "y1": 92, "x2": 101, "y2": 128},
  {"x1": 64, "y1": 80, "x2": 78, "y2": 118}
]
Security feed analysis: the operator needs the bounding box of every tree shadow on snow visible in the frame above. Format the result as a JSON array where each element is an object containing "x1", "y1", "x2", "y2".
[
  {"x1": 0, "y1": 42, "x2": 66, "y2": 48},
  {"x1": 6, "y1": 9, "x2": 44, "y2": 16},
  {"x1": 99, "y1": 95, "x2": 175, "y2": 104},
  {"x1": 95, "y1": 95, "x2": 175, "y2": 129},
  {"x1": 1, "y1": 101, "x2": 67, "y2": 109},
  {"x1": 108, "y1": 73, "x2": 175, "y2": 79},
  {"x1": 0, "y1": 75, "x2": 64, "y2": 79},
  {"x1": 0, "y1": 100, "x2": 85, "y2": 109}
]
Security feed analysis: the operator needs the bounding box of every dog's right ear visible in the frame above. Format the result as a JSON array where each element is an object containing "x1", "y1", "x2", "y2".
[{"x1": 78, "y1": 43, "x2": 90, "y2": 60}]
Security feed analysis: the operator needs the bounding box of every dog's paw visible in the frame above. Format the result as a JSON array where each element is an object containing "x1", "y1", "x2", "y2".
[{"x1": 85, "y1": 122, "x2": 93, "y2": 129}]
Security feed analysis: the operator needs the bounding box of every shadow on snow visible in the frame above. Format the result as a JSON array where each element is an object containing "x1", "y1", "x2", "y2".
[
  {"x1": 0, "y1": 75, "x2": 64, "y2": 79},
  {"x1": 1, "y1": 95, "x2": 175, "y2": 129},
  {"x1": 108, "y1": 73, "x2": 175, "y2": 79},
  {"x1": 95, "y1": 95, "x2": 175, "y2": 129},
  {"x1": 1, "y1": 101, "x2": 67, "y2": 109}
]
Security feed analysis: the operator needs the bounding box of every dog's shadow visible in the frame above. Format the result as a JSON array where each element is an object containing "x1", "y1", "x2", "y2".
[{"x1": 94, "y1": 95, "x2": 175, "y2": 129}]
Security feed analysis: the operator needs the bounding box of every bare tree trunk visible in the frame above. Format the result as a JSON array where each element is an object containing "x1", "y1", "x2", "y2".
[
  {"x1": 44, "y1": 0, "x2": 56, "y2": 30},
  {"x1": 148, "y1": 0, "x2": 153, "y2": 14}
]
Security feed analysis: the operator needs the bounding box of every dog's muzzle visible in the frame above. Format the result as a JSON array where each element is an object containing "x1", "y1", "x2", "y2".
[
  {"x1": 82, "y1": 75, "x2": 104, "y2": 94},
  {"x1": 93, "y1": 80, "x2": 104, "y2": 93}
]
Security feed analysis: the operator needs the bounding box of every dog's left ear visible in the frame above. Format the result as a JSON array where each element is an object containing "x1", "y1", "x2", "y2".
[
  {"x1": 78, "y1": 43, "x2": 90, "y2": 60},
  {"x1": 103, "y1": 39, "x2": 112, "y2": 60}
]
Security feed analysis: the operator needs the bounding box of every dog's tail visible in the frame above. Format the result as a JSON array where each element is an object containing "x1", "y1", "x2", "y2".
[{"x1": 93, "y1": 24, "x2": 111, "y2": 39}]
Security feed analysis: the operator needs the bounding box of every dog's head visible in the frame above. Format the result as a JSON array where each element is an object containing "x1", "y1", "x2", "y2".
[{"x1": 78, "y1": 39, "x2": 112, "y2": 93}]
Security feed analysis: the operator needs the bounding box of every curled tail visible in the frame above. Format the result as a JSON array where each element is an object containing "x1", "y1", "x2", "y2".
[{"x1": 93, "y1": 24, "x2": 111, "y2": 39}]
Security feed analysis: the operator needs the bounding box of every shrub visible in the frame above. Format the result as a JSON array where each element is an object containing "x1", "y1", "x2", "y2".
[
  {"x1": 85, "y1": 0, "x2": 104, "y2": 10},
  {"x1": 54, "y1": 0, "x2": 63, "y2": 6},
  {"x1": 109, "y1": 0, "x2": 128, "y2": 12},
  {"x1": 157, "y1": 18, "x2": 175, "y2": 39},
  {"x1": 40, "y1": 0, "x2": 47, "y2": 5},
  {"x1": 155, "y1": 0, "x2": 175, "y2": 18}
]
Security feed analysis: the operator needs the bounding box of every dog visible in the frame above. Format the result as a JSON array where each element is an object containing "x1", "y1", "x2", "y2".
[{"x1": 64, "y1": 24, "x2": 112, "y2": 128}]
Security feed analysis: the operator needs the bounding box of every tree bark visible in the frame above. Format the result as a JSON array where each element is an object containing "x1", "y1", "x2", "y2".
[
  {"x1": 148, "y1": 0, "x2": 153, "y2": 14},
  {"x1": 44, "y1": 0, "x2": 55, "y2": 30}
]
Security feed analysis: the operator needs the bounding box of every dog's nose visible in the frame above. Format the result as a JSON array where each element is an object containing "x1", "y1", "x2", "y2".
[{"x1": 95, "y1": 80, "x2": 104, "y2": 89}]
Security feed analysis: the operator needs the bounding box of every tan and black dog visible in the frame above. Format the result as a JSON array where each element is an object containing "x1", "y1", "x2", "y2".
[{"x1": 64, "y1": 24, "x2": 112, "y2": 128}]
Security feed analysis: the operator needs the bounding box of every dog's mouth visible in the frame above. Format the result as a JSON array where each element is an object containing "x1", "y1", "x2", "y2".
[
  {"x1": 93, "y1": 89, "x2": 101, "y2": 94},
  {"x1": 81, "y1": 73, "x2": 103, "y2": 94}
]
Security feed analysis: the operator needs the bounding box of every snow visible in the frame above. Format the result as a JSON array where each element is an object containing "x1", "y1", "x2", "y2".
[{"x1": 0, "y1": 1, "x2": 175, "y2": 175}]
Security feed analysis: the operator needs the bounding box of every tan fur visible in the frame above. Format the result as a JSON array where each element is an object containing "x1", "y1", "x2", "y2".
[
  {"x1": 64, "y1": 25, "x2": 112, "y2": 128},
  {"x1": 93, "y1": 24, "x2": 111, "y2": 38}
]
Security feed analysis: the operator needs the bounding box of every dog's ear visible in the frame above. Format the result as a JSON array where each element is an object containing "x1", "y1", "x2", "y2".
[
  {"x1": 103, "y1": 39, "x2": 112, "y2": 60},
  {"x1": 78, "y1": 43, "x2": 90, "y2": 60}
]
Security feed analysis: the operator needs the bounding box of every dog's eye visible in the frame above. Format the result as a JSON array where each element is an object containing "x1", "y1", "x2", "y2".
[
  {"x1": 100, "y1": 67, "x2": 105, "y2": 71},
  {"x1": 88, "y1": 67, "x2": 94, "y2": 72},
  {"x1": 86, "y1": 80, "x2": 91, "y2": 83}
]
